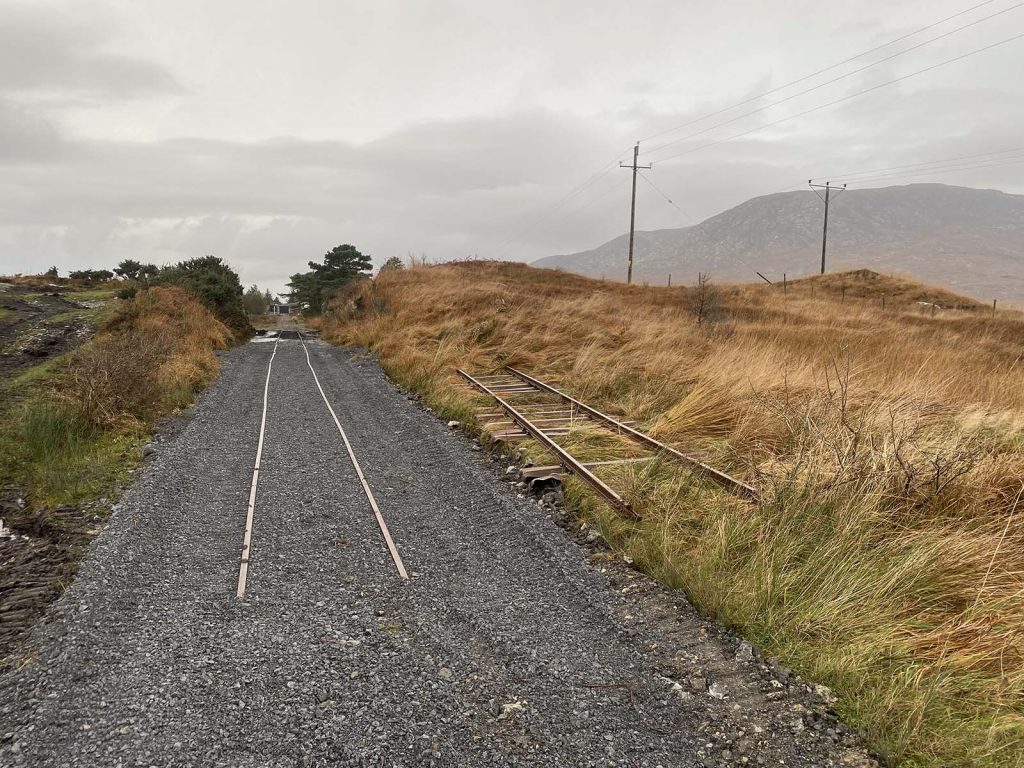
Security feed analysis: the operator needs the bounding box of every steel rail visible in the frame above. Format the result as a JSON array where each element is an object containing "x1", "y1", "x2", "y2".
[
  {"x1": 236, "y1": 338, "x2": 279, "y2": 600},
  {"x1": 505, "y1": 367, "x2": 758, "y2": 501},
  {"x1": 458, "y1": 370, "x2": 639, "y2": 519},
  {"x1": 303, "y1": 338, "x2": 409, "y2": 580}
]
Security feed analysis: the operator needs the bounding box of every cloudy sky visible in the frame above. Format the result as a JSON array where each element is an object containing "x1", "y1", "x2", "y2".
[{"x1": 1, "y1": 0, "x2": 1022, "y2": 294}]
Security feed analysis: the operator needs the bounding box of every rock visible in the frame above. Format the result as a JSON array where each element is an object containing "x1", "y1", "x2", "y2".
[
  {"x1": 687, "y1": 676, "x2": 707, "y2": 692},
  {"x1": 498, "y1": 701, "x2": 524, "y2": 719},
  {"x1": 735, "y1": 640, "x2": 754, "y2": 663},
  {"x1": 813, "y1": 683, "x2": 837, "y2": 706},
  {"x1": 438, "y1": 667, "x2": 453, "y2": 681},
  {"x1": 504, "y1": 466, "x2": 518, "y2": 477},
  {"x1": 768, "y1": 658, "x2": 791, "y2": 684},
  {"x1": 446, "y1": 420, "x2": 459, "y2": 428},
  {"x1": 585, "y1": 529, "x2": 601, "y2": 544},
  {"x1": 708, "y1": 681, "x2": 727, "y2": 699},
  {"x1": 142, "y1": 445, "x2": 156, "y2": 458}
]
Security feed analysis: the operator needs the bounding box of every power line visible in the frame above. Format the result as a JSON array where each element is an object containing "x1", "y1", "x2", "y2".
[
  {"x1": 637, "y1": 171, "x2": 698, "y2": 223},
  {"x1": 638, "y1": 0, "x2": 1001, "y2": 145},
  {"x1": 643, "y1": 2, "x2": 1024, "y2": 159},
  {"x1": 822, "y1": 146, "x2": 1024, "y2": 181},
  {"x1": 490, "y1": 146, "x2": 633, "y2": 256},
  {"x1": 836, "y1": 155, "x2": 1024, "y2": 185},
  {"x1": 650, "y1": 30, "x2": 1024, "y2": 165}
]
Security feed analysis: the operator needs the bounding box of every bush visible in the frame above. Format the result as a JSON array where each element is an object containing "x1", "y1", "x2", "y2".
[
  {"x1": 155, "y1": 255, "x2": 251, "y2": 339},
  {"x1": 65, "y1": 286, "x2": 230, "y2": 428}
]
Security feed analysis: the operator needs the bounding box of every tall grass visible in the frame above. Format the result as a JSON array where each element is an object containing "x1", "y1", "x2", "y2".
[
  {"x1": 2, "y1": 286, "x2": 230, "y2": 513},
  {"x1": 324, "y1": 261, "x2": 1024, "y2": 768}
]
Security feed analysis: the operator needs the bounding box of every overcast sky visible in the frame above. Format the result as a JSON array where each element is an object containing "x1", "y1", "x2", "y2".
[{"x1": 1, "y1": 0, "x2": 1022, "y2": 295}]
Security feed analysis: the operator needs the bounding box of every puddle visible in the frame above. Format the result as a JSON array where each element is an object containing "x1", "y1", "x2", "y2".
[{"x1": 250, "y1": 330, "x2": 306, "y2": 343}]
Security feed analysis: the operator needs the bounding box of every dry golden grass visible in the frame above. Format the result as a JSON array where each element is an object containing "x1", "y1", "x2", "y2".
[
  {"x1": 325, "y1": 261, "x2": 1024, "y2": 768},
  {"x1": 66, "y1": 286, "x2": 230, "y2": 426}
]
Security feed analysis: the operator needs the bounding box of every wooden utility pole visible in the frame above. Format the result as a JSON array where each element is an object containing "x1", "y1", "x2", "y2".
[
  {"x1": 809, "y1": 180, "x2": 846, "y2": 274},
  {"x1": 621, "y1": 142, "x2": 652, "y2": 284}
]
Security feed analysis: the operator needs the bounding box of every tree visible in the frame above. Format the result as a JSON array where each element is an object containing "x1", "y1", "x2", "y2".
[
  {"x1": 45, "y1": 266, "x2": 59, "y2": 278},
  {"x1": 114, "y1": 259, "x2": 143, "y2": 280},
  {"x1": 689, "y1": 272, "x2": 720, "y2": 326},
  {"x1": 155, "y1": 255, "x2": 251, "y2": 338},
  {"x1": 379, "y1": 256, "x2": 404, "y2": 274},
  {"x1": 69, "y1": 269, "x2": 114, "y2": 282},
  {"x1": 138, "y1": 263, "x2": 160, "y2": 286},
  {"x1": 288, "y1": 243, "x2": 373, "y2": 312},
  {"x1": 242, "y1": 284, "x2": 269, "y2": 315}
]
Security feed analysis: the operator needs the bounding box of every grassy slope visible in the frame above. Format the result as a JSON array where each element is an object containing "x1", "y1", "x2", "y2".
[
  {"x1": 324, "y1": 261, "x2": 1024, "y2": 768},
  {"x1": 1, "y1": 285, "x2": 230, "y2": 574}
]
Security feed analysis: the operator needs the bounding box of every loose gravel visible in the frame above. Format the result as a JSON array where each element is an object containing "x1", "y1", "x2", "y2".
[{"x1": 0, "y1": 338, "x2": 877, "y2": 767}]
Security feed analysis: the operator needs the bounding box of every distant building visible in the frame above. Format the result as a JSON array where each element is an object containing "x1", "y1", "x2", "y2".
[{"x1": 268, "y1": 301, "x2": 293, "y2": 315}]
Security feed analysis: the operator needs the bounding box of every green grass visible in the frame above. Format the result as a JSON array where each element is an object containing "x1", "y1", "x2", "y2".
[
  {"x1": 68, "y1": 288, "x2": 118, "y2": 301},
  {"x1": 558, "y1": 462, "x2": 1024, "y2": 768},
  {"x1": 3, "y1": 357, "x2": 63, "y2": 392},
  {"x1": 45, "y1": 308, "x2": 91, "y2": 324},
  {"x1": 0, "y1": 400, "x2": 142, "y2": 513}
]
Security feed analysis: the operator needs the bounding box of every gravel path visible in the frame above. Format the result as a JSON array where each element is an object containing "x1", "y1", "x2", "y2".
[{"x1": 0, "y1": 337, "x2": 875, "y2": 767}]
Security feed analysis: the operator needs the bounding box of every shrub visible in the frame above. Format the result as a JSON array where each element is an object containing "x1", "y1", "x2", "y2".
[
  {"x1": 155, "y1": 255, "x2": 251, "y2": 339},
  {"x1": 65, "y1": 286, "x2": 229, "y2": 427}
]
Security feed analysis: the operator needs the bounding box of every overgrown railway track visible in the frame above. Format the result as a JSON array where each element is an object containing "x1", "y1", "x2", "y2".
[{"x1": 459, "y1": 367, "x2": 758, "y2": 518}]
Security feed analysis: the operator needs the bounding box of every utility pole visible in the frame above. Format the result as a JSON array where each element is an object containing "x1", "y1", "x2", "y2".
[
  {"x1": 621, "y1": 142, "x2": 652, "y2": 284},
  {"x1": 808, "y1": 180, "x2": 846, "y2": 274}
]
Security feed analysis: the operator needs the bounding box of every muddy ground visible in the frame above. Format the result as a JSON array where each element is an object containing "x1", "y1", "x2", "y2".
[{"x1": 0, "y1": 282, "x2": 98, "y2": 382}]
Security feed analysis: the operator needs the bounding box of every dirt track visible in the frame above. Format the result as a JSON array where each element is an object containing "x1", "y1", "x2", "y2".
[{"x1": 0, "y1": 335, "x2": 874, "y2": 767}]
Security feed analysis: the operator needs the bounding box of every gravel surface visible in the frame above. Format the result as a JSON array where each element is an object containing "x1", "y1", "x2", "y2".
[{"x1": 0, "y1": 337, "x2": 877, "y2": 767}]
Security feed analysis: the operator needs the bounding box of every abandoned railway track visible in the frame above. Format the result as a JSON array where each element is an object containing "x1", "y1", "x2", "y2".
[{"x1": 459, "y1": 367, "x2": 758, "y2": 518}]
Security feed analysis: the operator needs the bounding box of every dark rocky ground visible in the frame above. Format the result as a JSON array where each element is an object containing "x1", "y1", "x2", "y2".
[
  {"x1": 0, "y1": 337, "x2": 877, "y2": 767},
  {"x1": 0, "y1": 282, "x2": 96, "y2": 381},
  {"x1": 0, "y1": 282, "x2": 110, "y2": 661}
]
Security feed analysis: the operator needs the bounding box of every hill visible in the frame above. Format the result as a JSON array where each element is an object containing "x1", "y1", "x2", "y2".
[
  {"x1": 535, "y1": 183, "x2": 1024, "y2": 303},
  {"x1": 324, "y1": 261, "x2": 1024, "y2": 768}
]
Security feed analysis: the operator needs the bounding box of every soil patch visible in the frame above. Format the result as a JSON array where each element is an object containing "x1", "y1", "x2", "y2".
[{"x1": 0, "y1": 286, "x2": 99, "y2": 381}]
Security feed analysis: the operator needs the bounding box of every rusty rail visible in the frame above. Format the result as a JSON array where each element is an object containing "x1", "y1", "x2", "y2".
[
  {"x1": 457, "y1": 370, "x2": 639, "y2": 519},
  {"x1": 504, "y1": 367, "x2": 758, "y2": 501}
]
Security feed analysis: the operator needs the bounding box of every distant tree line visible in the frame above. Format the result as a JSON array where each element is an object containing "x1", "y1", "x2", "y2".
[{"x1": 50, "y1": 257, "x2": 253, "y2": 339}]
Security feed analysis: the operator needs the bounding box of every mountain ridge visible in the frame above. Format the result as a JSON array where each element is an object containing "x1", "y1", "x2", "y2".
[{"x1": 533, "y1": 183, "x2": 1024, "y2": 303}]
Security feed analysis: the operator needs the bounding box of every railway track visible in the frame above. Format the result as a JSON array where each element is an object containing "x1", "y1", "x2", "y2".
[
  {"x1": 235, "y1": 330, "x2": 407, "y2": 600},
  {"x1": 459, "y1": 367, "x2": 757, "y2": 519}
]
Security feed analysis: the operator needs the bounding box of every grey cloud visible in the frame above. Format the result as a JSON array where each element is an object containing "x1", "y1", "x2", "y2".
[
  {"x1": 0, "y1": 99, "x2": 66, "y2": 161},
  {"x1": 0, "y1": 2, "x2": 180, "y2": 100},
  {"x1": 2, "y1": 0, "x2": 1022, "y2": 296}
]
